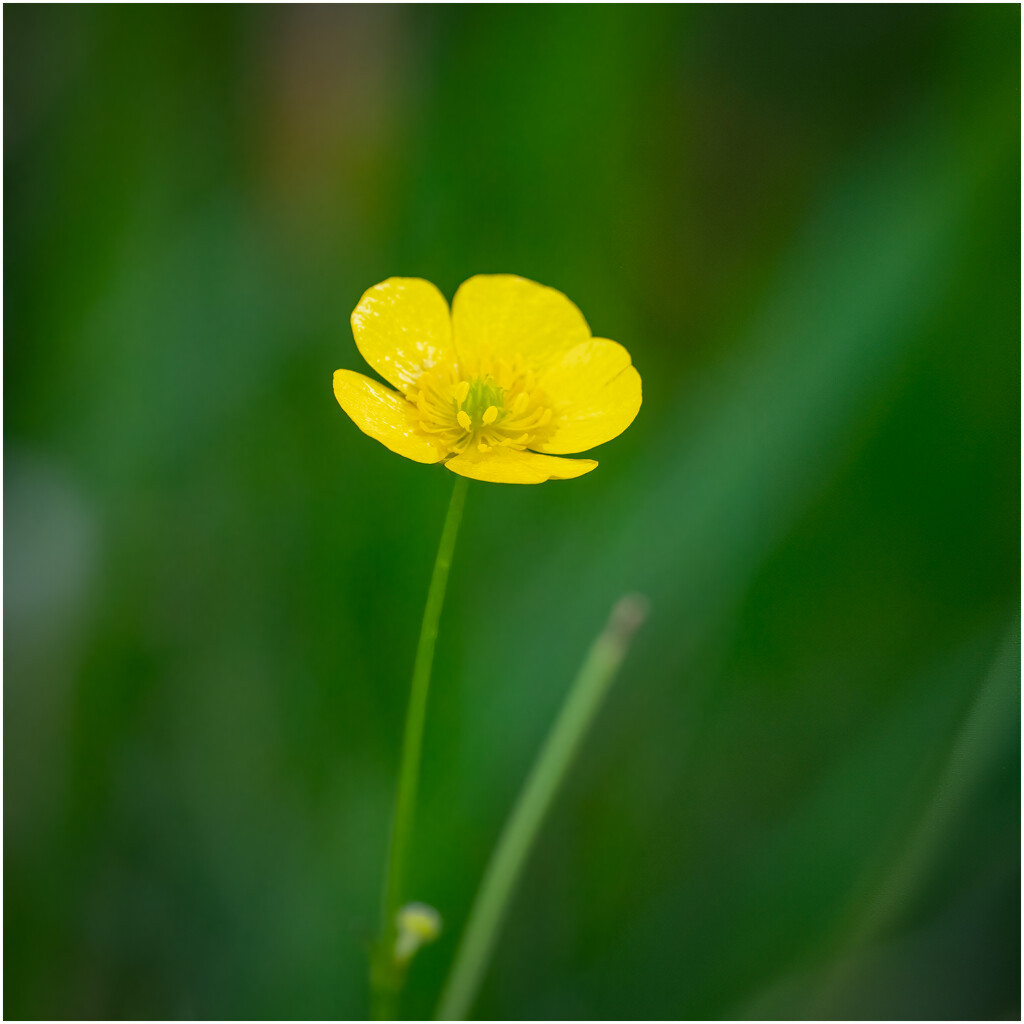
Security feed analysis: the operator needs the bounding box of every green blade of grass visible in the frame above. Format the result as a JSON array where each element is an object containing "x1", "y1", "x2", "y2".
[{"x1": 436, "y1": 595, "x2": 648, "y2": 1021}]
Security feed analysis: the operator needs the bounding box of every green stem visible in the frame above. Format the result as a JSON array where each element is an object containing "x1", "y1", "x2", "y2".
[
  {"x1": 373, "y1": 474, "x2": 470, "y2": 1020},
  {"x1": 436, "y1": 594, "x2": 649, "y2": 1021}
]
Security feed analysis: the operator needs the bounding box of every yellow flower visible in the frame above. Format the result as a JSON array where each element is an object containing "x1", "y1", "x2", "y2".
[{"x1": 333, "y1": 275, "x2": 642, "y2": 484}]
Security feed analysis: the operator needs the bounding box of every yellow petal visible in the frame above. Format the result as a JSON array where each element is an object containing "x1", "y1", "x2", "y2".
[
  {"x1": 351, "y1": 278, "x2": 454, "y2": 392},
  {"x1": 534, "y1": 339, "x2": 642, "y2": 454},
  {"x1": 451, "y1": 275, "x2": 591, "y2": 373},
  {"x1": 333, "y1": 369, "x2": 444, "y2": 464},
  {"x1": 445, "y1": 447, "x2": 597, "y2": 484}
]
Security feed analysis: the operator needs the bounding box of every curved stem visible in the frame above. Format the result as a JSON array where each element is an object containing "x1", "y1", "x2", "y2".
[
  {"x1": 373, "y1": 474, "x2": 470, "y2": 1019},
  {"x1": 436, "y1": 595, "x2": 648, "y2": 1021}
]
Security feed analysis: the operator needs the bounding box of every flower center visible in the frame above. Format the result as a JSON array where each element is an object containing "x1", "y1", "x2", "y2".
[{"x1": 407, "y1": 360, "x2": 554, "y2": 455}]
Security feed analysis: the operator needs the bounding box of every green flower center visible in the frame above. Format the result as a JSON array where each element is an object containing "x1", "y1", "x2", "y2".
[{"x1": 456, "y1": 376, "x2": 504, "y2": 428}]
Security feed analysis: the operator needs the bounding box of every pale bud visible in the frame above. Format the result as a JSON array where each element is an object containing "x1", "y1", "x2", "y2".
[{"x1": 394, "y1": 902, "x2": 442, "y2": 965}]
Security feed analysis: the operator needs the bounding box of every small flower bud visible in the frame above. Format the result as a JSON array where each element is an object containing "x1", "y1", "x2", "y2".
[{"x1": 394, "y1": 902, "x2": 442, "y2": 965}]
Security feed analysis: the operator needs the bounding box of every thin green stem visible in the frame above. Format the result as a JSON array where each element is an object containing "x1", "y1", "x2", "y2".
[
  {"x1": 372, "y1": 474, "x2": 470, "y2": 1020},
  {"x1": 436, "y1": 595, "x2": 649, "y2": 1021}
]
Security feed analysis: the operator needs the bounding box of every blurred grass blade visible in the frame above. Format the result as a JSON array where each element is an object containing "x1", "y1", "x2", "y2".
[
  {"x1": 808, "y1": 620, "x2": 1021, "y2": 1014},
  {"x1": 436, "y1": 595, "x2": 649, "y2": 1021}
]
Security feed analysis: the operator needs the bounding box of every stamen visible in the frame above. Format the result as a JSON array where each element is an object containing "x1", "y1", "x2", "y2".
[
  {"x1": 512, "y1": 392, "x2": 530, "y2": 415},
  {"x1": 457, "y1": 410, "x2": 472, "y2": 431},
  {"x1": 455, "y1": 381, "x2": 470, "y2": 404},
  {"x1": 483, "y1": 405, "x2": 498, "y2": 424}
]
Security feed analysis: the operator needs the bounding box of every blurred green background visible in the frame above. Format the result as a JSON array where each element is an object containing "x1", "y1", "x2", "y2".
[{"x1": 4, "y1": 5, "x2": 1020, "y2": 1020}]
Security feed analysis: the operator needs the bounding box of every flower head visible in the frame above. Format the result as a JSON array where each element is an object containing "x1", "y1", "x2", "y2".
[{"x1": 333, "y1": 275, "x2": 642, "y2": 484}]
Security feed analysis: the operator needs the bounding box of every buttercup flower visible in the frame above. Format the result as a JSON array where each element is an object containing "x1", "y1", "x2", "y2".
[{"x1": 333, "y1": 275, "x2": 642, "y2": 484}]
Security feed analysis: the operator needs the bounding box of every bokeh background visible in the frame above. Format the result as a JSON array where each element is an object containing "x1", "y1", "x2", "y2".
[{"x1": 5, "y1": 5, "x2": 1020, "y2": 1020}]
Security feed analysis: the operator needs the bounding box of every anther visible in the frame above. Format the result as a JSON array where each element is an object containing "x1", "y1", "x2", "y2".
[
  {"x1": 482, "y1": 405, "x2": 498, "y2": 424},
  {"x1": 455, "y1": 381, "x2": 470, "y2": 404},
  {"x1": 457, "y1": 410, "x2": 472, "y2": 431},
  {"x1": 512, "y1": 392, "x2": 530, "y2": 415}
]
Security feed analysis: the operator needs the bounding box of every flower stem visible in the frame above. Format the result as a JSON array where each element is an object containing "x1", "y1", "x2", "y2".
[
  {"x1": 373, "y1": 474, "x2": 470, "y2": 1020},
  {"x1": 436, "y1": 594, "x2": 649, "y2": 1021}
]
